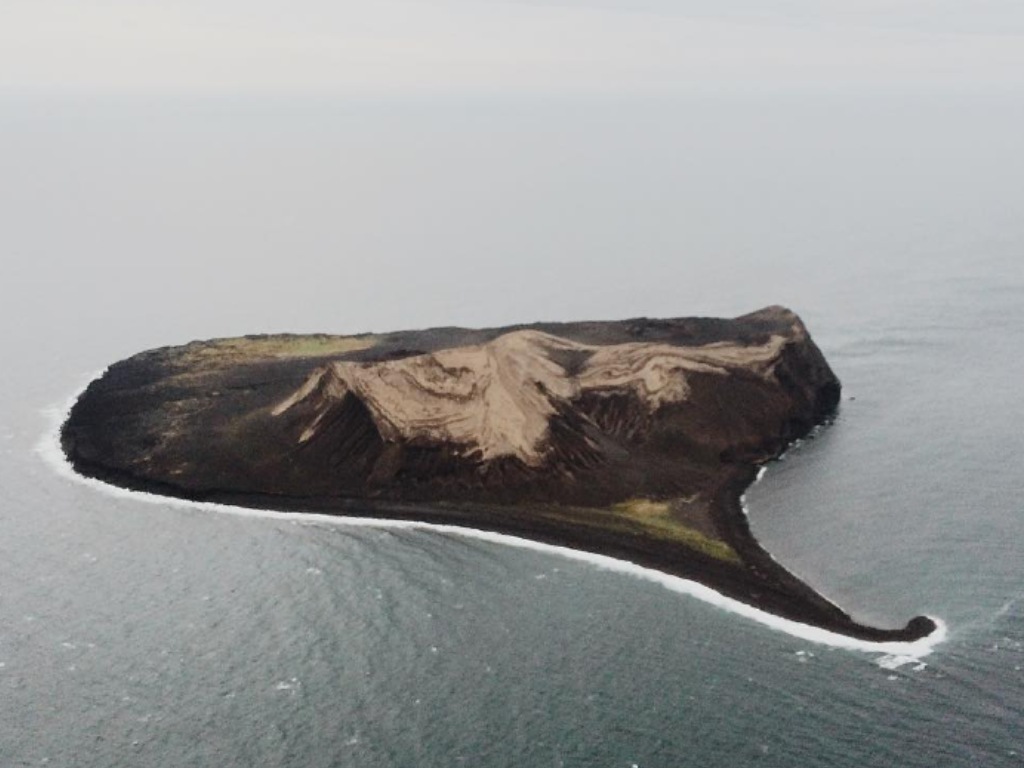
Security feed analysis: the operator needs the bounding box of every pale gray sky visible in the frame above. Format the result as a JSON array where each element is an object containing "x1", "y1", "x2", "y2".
[{"x1": 2, "y1": 0, "x2": 1024, "y2": 94}]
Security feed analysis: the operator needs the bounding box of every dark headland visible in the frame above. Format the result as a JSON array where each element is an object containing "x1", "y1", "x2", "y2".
[{"x1": 62, "y1": 306, "x2": 936, "y2": 642}]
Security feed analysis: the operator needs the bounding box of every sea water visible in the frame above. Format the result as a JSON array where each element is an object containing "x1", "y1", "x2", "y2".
[{"x1": 1, "y1": 94, "x2": 1021, "y2": 766}]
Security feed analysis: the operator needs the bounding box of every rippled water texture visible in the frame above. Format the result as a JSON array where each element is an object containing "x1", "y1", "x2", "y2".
[{"x1": 1, "y1": 95, "x2": 1022, "y2": 766}]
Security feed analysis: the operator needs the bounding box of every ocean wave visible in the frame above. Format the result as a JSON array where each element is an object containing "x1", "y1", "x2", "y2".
[{"x1": 36, "y1": 372, "x2": 947, "y2": 659}]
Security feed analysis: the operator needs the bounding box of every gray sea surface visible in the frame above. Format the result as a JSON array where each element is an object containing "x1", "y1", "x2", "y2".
[{"x1": 1, "y1": 94, "x2": 1022, "y2": 766}]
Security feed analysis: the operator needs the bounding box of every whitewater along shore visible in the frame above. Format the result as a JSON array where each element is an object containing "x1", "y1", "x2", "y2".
[{"x1": 61, "y1": 306, "x2": 937, "y2": 642}]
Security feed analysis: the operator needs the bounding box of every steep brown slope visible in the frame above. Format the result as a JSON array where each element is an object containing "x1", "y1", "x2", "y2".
[{"x1": 266, "y1": 321, "x2": 825, "y2": 505}]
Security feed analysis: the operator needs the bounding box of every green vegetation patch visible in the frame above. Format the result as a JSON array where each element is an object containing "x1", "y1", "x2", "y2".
[
  {"x1": 612, "y1": 497, "x2": 741, "y2": 564},
  {"x1": 177, "y1": 334, "x2": 378, "y2": 367}
]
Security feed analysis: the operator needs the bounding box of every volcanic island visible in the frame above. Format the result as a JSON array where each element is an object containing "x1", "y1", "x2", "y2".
[{"x1": 61, "y1": 306, "x2": 936, "y2": 641}]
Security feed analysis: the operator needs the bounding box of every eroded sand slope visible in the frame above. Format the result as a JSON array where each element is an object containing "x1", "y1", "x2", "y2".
[{"x1": 273, "y1": 329, "x2": 792, "y2": 467}]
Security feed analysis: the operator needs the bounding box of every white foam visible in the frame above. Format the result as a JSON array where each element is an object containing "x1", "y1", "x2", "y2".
[
  {"x1": 875, "y1": 654, "x2": 922, "y2": 670},
  {"x1": 37, "y1": 373, "x2": 947, "y2": 658}
]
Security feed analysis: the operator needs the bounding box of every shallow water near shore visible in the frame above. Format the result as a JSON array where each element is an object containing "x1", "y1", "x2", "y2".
[{"x1": 2, "y1": 94, "x2": 1023, "y2": 766}]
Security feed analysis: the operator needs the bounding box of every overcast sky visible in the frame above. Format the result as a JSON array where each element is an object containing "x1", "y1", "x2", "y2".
[{"x1": 3, "y1": 0, "x2": 1024, "y2": 95}]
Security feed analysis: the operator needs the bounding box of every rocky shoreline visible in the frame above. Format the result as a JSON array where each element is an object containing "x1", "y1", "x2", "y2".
[{"x1": 61, "y1": 307, "x2": 937, "y2": 643}]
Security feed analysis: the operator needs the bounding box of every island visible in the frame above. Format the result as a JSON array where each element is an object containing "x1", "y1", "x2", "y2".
[{"x1": 61, "y1": 306, "x2": 936, "y2": 642}]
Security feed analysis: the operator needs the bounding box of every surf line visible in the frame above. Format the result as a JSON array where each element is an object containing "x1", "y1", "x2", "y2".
[{"x1": 38, "y1": 373, "x2": 947, "y2": 659}]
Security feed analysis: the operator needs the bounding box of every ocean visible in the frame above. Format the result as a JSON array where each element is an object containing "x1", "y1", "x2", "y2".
[{"x1": 1, "y1": 93, "x2": 1021, "y2": 766}]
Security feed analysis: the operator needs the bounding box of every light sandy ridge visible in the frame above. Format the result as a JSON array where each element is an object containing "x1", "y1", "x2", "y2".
[{"x1": 274, "y1": 329, "x2": 790, "y2": 465}]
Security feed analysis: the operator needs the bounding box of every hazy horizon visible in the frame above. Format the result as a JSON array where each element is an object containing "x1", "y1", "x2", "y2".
[
  {"x1": 3, "y1": 93, "x2": 1020, "y2": 360},
  {"x1": 4, "y1": 1, "x2": 1024, "y2": 96}
]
